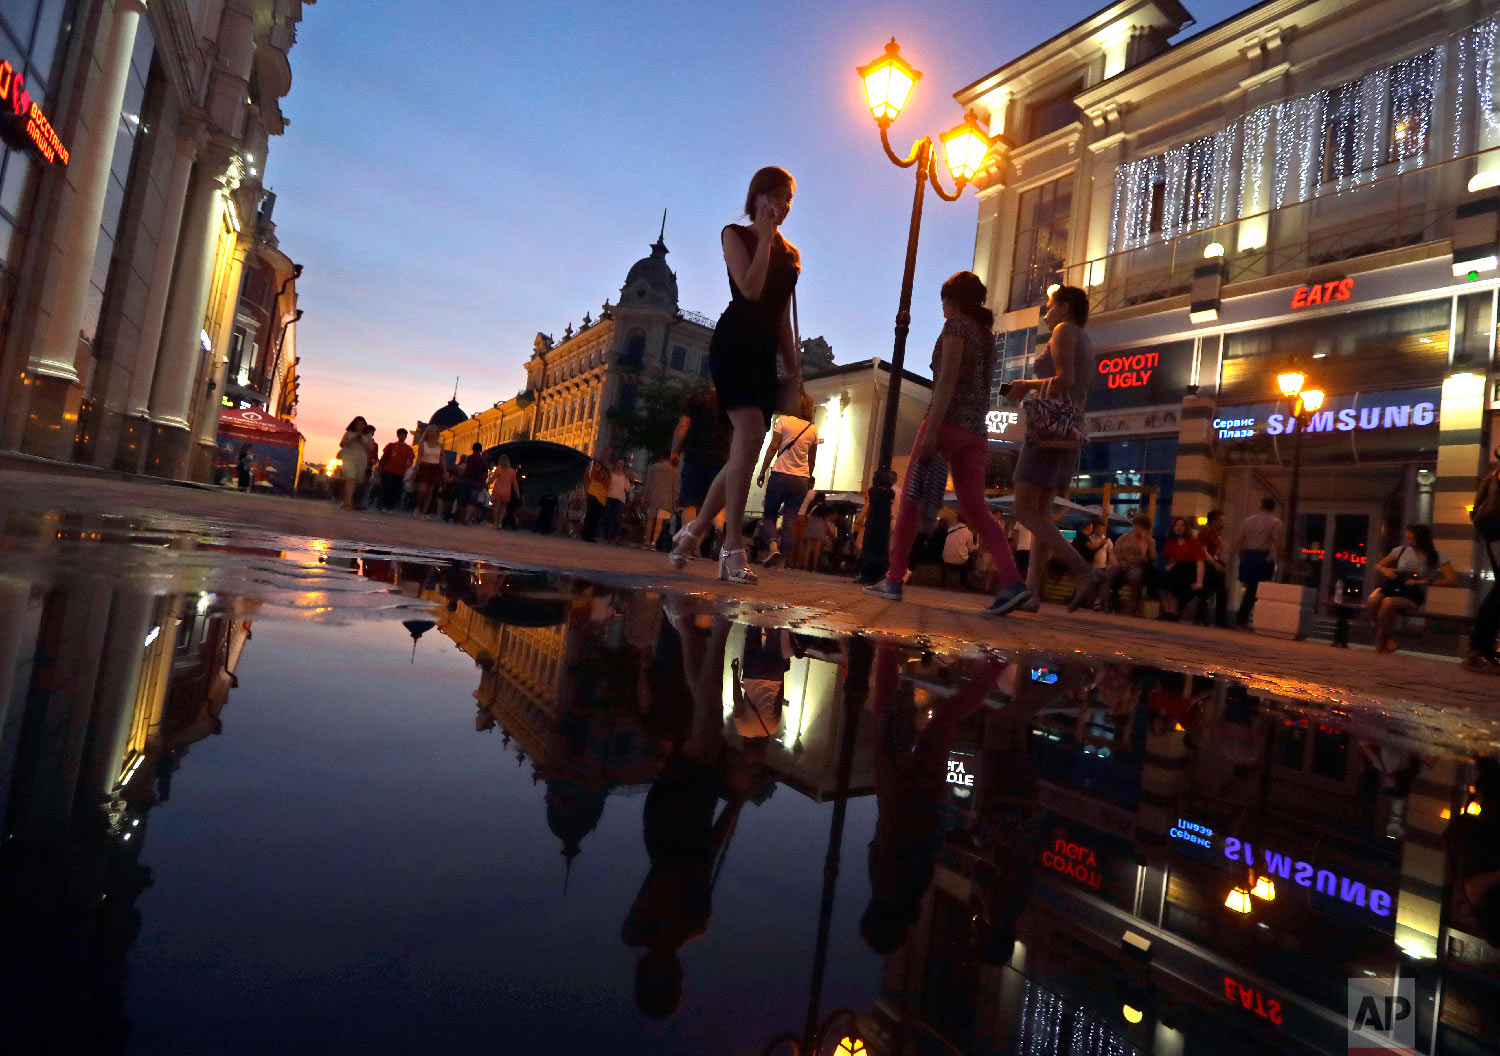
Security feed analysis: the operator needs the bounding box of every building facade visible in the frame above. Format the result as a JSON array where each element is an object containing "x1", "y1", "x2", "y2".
[
  {"x1": 522, "y1": 233, "x2": 715, "y2": 463},
  {"x1": 440, "y1": 390, "x2": 532, "y2": 458},
  {"x1": 0, "y1": 0, "x2": 311, "y2": 480},
  {"x1": 959, "y1": 0, "x2": 1500, "y2": 618}
]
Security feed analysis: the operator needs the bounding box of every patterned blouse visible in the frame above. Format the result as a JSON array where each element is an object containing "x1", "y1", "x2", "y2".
[{"x1": 931, "y1": 313, "x2": 994, "y2": 434}]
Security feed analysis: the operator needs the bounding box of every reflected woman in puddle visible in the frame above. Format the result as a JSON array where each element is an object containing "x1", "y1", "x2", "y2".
[
  {"x1": 621, "y1": 611, "x2": 772, "y2": 1018},
  {"x1": 861, "y1": 644, "x2": 1004, "y2": 955}
]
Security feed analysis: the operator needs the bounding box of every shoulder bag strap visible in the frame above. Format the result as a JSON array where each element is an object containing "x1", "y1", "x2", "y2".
[
  {"x1": 779, "y1": 420, "x2": 813, "y2": 456},
  {"x1": 791, "y1": 288, "x2": 802, "y2": 355}
]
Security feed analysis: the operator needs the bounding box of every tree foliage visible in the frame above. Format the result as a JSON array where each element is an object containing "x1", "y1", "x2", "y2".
[{"x1": 606, "y1": 377, "x2": 706, "y2": 459}]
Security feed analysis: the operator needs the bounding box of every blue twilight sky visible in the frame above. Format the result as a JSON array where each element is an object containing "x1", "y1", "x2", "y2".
[{"x1": 271, "y1": 0, "x2": 1249, "y2": 459}]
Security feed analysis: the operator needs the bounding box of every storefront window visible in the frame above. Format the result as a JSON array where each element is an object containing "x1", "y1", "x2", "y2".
[
  {"x1": 1219, "y1": 299, "x2": 1448, "y2": 405},
  {"x1": 1454, "y1": 290, "x2": 1494, "y2": 369}
]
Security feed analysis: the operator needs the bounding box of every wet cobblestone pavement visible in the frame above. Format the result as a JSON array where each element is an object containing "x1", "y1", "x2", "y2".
[{"x1": 1, "y1": 468, "x2": 1497, "y2": 1055}]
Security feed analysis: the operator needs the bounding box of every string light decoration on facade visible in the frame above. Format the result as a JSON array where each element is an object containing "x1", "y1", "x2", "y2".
[
  {"x1": 1454, "y1": 19, "x2": 1497, "y2": 157},
  {"x1": 1072, "y1": 1016, "x2": 1134, "y2": 1056},
  {"x1": 1240, "y1": 104, "x2": 1273, "y2": 216},
  {"x1": 1105, "y1": 20, "x2": 1490, "y2": 257},
  {"x1": 1017, "y1": 982, "x2": 1065, "y2": 1054}
]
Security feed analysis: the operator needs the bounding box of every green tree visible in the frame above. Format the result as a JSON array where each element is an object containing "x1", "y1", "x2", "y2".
[{"x1": 607, "y1": 377, "x2": 705, "y2": 459}]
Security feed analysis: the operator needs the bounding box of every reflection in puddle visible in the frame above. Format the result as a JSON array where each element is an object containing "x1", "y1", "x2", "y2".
[{"x1": 0, "y1": 516, "x2": 1495, "y2": 1054}]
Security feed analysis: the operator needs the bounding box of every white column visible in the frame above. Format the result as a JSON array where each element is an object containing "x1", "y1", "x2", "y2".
[
  {"x1": 125, "y1": 123, "x2": 202, "y2": 419},
  {"x1": 148, "y1": 143, "x2": 231, "y2": 430},
  {"x1": 26, "y1": 0, "x2": 144, "y2": 383},
  {"x1": 191, "y1": 235, "x2": 250, "y2": 449}
]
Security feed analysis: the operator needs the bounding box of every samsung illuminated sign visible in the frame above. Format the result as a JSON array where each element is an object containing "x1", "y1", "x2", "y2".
[
  {"x1": 1224, "y1": 837, "x2": 1392, "y2": 918},
  {"x1": 1214, "y1": 387, "x2": 1440, "y2": 442}
]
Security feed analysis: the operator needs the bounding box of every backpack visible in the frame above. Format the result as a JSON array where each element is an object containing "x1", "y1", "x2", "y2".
[{"x1": 1474, "y1": 466, "x2": 1500, "y2": 542}]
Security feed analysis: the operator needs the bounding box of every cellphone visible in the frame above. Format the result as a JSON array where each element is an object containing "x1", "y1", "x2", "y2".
[{"x1": 755, "y1": 193, "x2": 771, "y2": 217}]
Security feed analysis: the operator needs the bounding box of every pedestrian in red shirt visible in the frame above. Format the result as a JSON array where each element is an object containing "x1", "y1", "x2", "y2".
[
  {"x1": 1160, "y1": 516, "x2": 1205, "y2": 620},
  {"x1": 1194, "y1": 510, "x2": 1230, "y2": 627},
  {"x1": 377, "y1": 428, "x2": 415, "y2": 512}
]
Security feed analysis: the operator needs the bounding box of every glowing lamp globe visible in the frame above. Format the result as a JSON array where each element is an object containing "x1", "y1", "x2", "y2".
[
  {"x1": 1225, "y1": 887, "x2": 1253, "y2": 914},
  {"x1": 1299, "y1": 388, "x2": 1325, "y2": 413},
  {"x1": 941, "y1": 111, "x2": 993, "y2": 184},
  {"x1": 1276, "y1": 370, "x2": 1306, "y2": 399},
  {"x1": 836, "y1": 1038, "x2": 868, "y2": 1056},
  {"x1": 1250, "y1": 875, "x2": 1276, "y2": 901},
  {"x1": 1122, "y1": 1004, "x2": 1144, "y2": 1024},
  {"x1": 857, "y1": 39, "x2": 921, "y2": 124}
]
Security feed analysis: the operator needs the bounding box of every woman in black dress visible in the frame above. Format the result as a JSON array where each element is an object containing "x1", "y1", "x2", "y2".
[{"x1": 670, "y1": 167, "x2": 801, "y2": 584}]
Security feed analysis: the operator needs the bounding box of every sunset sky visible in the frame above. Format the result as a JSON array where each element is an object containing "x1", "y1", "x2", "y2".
[{"x1": 271, "y1": 0, "x2": 1246, "y2": 460}]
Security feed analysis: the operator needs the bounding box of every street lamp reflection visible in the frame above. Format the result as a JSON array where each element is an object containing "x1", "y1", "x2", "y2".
[
  {"x1": 1276, "y1": 370, "x2": 1307, "y2": 399},
  {"x1": 1225, "y1": 886, "x2": 1254, "y2": 914}
]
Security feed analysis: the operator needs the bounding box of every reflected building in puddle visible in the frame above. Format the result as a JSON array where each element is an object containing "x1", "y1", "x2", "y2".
[
  {"x1": 863, "y1": 656, "x2": 1499, "y2": 1056},
  {"x1": 0, "y1": 578, "x2": 253, "y2": 1048},
  {"x1": 411, "y1": 563, "x2": 877, "y2": 868}
]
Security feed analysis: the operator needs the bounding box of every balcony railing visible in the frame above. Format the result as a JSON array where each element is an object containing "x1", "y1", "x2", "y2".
[{"x1": 1061, "y1": 146, "x2": 1500, "y2": 316}]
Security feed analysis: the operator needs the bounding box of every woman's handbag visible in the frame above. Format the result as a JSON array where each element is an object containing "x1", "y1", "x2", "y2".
[
  {"x1": 776, "y1": 290, "x2": 805, "y2": 416},
  {"x1": 1021, "y1": 377, "x2": 1088, "y2": 446}
]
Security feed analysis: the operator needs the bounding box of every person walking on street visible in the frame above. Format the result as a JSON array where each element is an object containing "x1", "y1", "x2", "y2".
[
  {"x1": 583, "y1": 460, "x2": 608, "y2": 542},
  {"x1": 1195, "y1": 510, "x2": 1230, "y2": 627},
  {"x1": 755, "y1": 393, "x2": 818, "y2": 567},
  {"x1": 236, "y1": 444, "x2": 253, "y2": 491},
  {"x1": 670, "y1": 167, "x2": 801, "y2": 584},
  {"x1": 336, "y1": 417, "x2": 370, "y2": 510},
  {"x1": 1004, "y1": 285, "x2": 1106, "y2": 611},
  {"x1": 455, "y1": 443, "x2": 490, "y2": 524},
  {"x1": 640, "y1": 454, "x2": 680, "y2": 549},
  {"x1": 377, "y1": 428, "x2": 415, "y2": 512},
  {"x1": 413, "y1": 426, "x2": 446, "y2": 518},
  {"x1": 794, "y1": 490, "x2": 829, "y2": 570},
  {"x1": 1234, "y1": 498, "x2": 1284, "y2": 628},
  {"x1": 1011, "y1": 519, "x2": 1033, "y2": 580},
  {"x1": 864, "y1": 271, "x2": 1032, "y2": 616},
  {"x1": 671, "y1": 387, "x2": 731, "y2": 559},
  {"x1": 490, "y1": 454, "x2": 521, "y2": 528},
  {"x1": 603, "y1": 459, "x2": 631, "y2": 542},
  {"x1": 1467, "y1": 456, "x2": 1500, "y2": 672},
  {"x1": 359, "y1": 424, "x2": 378, "y2": 510}
]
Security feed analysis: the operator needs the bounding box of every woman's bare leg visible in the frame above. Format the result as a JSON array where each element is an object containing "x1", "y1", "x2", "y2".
[
  {"x1": 1014, "y1": 480, "x2": 1091, "y2": 590},
  {"x1": 690, "y1": 409, "x2": 764, "y2": 549}
]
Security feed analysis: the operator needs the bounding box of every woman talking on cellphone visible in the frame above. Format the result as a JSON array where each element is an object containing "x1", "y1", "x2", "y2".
[{"x1": 670, "y1": 167, "x2": 801, "y2": 584}]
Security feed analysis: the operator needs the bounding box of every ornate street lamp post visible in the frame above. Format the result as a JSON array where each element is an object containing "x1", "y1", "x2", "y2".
[
  {"x1": 1275, "y1": 369, "x2": 1325, "y2": 581},
  {"x1": 853, "y1": 40, "x2": 1007, "y2": 583}
]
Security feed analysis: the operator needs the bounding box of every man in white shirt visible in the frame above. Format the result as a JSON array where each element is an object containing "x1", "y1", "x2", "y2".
[
  {"x1": 1234, "y1": 497, "x2": 1285, "y2": 627},
  {"x1": 940, "y1": 519, "x2": 975, "y2": 589},
  {"x1": 755, "y1": 395, "x2": 819, "y2": 567}
]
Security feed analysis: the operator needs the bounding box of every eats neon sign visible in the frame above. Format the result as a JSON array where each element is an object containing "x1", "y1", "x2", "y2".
[
  {"x1": 1290, "y1": 278, "x2": 1354, "y2": 309},
  {"x1": 0, "y1": 59, "x2": 68, "y2": 165}
]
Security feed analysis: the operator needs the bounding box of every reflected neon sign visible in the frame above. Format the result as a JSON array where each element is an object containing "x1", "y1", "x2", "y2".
[
  {"x1": 0, "y1": 60, "x2": 67, "y2": 165},
  {"x1": 1223, "y1": 837, "x2": 1391, "y2": 917}
]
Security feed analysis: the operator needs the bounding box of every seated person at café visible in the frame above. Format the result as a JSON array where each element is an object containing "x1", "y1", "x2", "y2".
[
  {"x1": 1367, "y1": 524, "x2": 1458, "y2": 654},
  {"x1": 1105, "y1": 515, "x2": 1157, "y2": 616}
]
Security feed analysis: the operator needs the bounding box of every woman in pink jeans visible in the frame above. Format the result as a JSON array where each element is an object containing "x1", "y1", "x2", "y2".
[{"x1": 865, "y1": 272, "x2": 1033, "y2": 617}]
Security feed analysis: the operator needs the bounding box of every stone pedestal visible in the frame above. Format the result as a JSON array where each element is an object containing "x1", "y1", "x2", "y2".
[{"x1": 1253, "y1": 581, "x2": 1314, "y2": 640}]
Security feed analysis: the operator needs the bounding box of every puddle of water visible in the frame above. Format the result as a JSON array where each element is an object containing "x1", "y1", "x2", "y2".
[{"x1": 0, "y1": 509, "x2": 1496, "y2": 1055}]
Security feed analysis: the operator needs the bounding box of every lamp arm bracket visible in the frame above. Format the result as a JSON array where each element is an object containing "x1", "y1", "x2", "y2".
[
  {"x1": 929, "y1": 163, "x2": 964, "y2": 202},
  {"x1": 879, "y1": 123, "x2": 924, "y2": 169}
]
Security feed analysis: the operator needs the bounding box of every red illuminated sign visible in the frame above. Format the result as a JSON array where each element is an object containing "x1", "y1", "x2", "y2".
[
  {"x1": 0, "y1": 60, "x2": 68, "y2": 165},
  {"x1": 1096, "y1": 351, "x2": 1157, "y2": 389},
  {"x1": 1290, "y1": 278, "x2": 1353, "y2": 309},
  {"x1": 1040, "y1": 837, "x2": 1102, "y2": 888},
  {"x1": 1222, "y1": 975, "x2": 1284, "y2": 1026}
]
